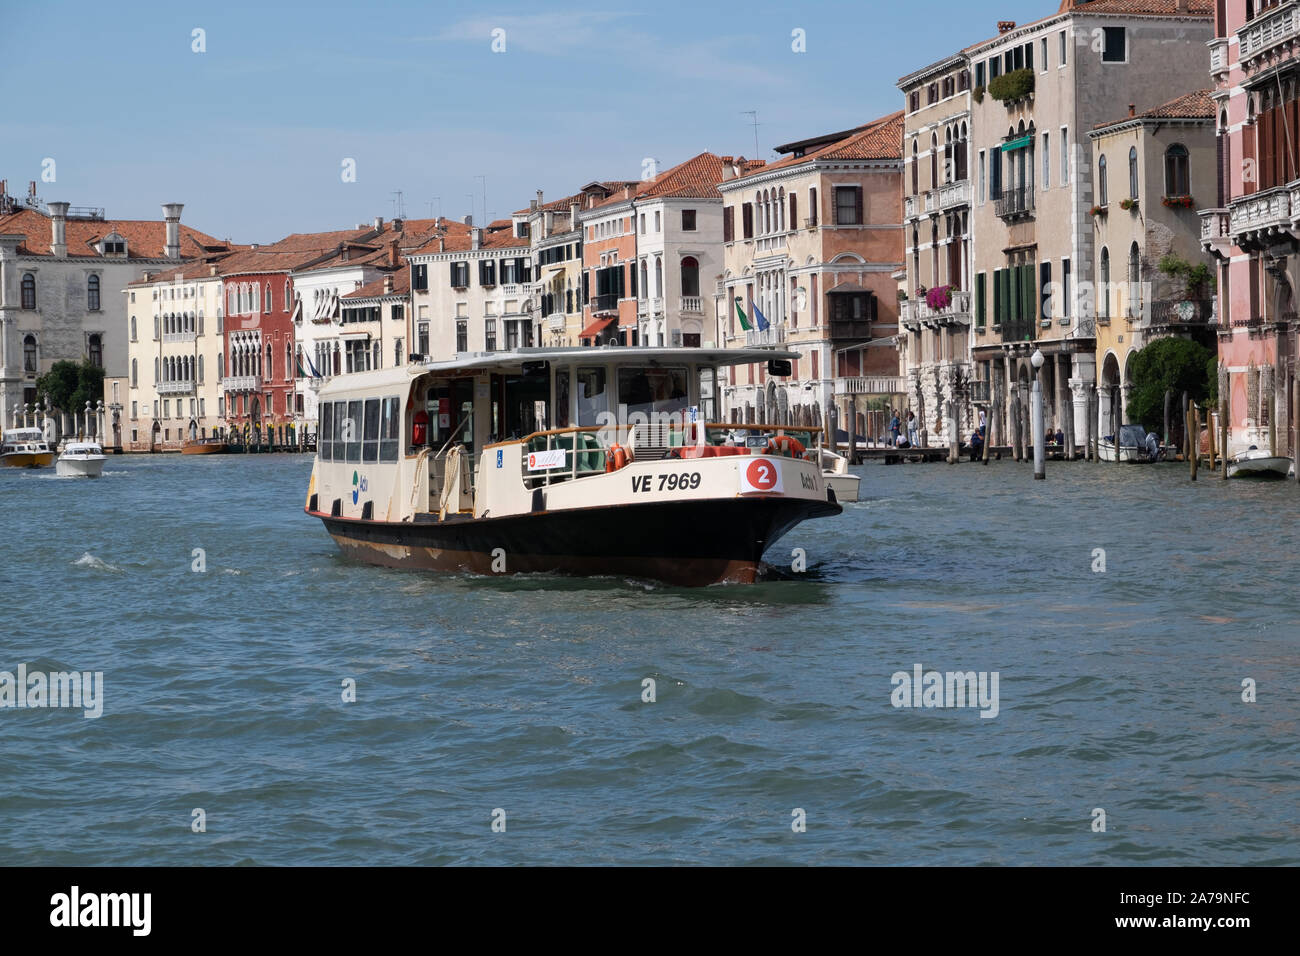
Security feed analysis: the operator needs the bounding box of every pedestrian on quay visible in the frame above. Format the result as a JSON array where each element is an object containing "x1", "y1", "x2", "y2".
[
  {"x1": 906, "y1": 410, "x2": 917, "y2": 447},
  {"x1": 889, "y1": 409, "x2": 901, "y2": 445}
]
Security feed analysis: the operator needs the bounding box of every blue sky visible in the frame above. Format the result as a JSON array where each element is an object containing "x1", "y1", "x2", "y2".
[{"x1": 1, "y1": 0, "x2": 1050, "y2": 242}]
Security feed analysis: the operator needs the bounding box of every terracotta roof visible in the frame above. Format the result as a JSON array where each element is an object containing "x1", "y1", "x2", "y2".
[
  {"x1": 341, "y1": 266, "x2": 410, "y2": 301},
  {"x1": 513, "y1": 191, "x2": 587, "y2": 215},
  {"x1": 127, "y1": 256, "x2": 239, "y2": 286},
  {"x1": 735, "y1": 111, "x2": 904, "y2": 180},
  {"x1": 0, "y1": 207, "x2": 232, "y2": 260},
  {"x1": 1092, "y1": 88, "x2": 1214, "y2": 130},
  {"x1": 583, "y1": 153, "x2": 729, "y2": 211}
]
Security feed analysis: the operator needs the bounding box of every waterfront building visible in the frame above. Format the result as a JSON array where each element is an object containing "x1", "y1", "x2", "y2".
[
  {"x1": 966, "y1": 0, "x2": 1213, "y2": 448},
  {"x1": 0, "y1": 185, "x2": 231, "y2": 431},
  {"x1": 574, "y1": 180, "x2": 652, "y2": 347},
  {"x1": 404, "y1": 218, "x2": 534, "y2": 359},
  {"x1": 1088, "y1": 90, "x2": 1217, "y2": 424},
  {"x1": 519, "y1": 191, "x2": 585, "y2": 348},
  {"x1": 899, "y1": 54, "x2": 976, "y2": 446},
  {"x1": 1202, "y1": 0, "x2": 1300, "y2": 457},
  {"x1": 717, "y1": 113, "x2": 905, "y2": 431},
  {"x1": 124, "y1": 259, "x2": 231, "y2": 451}
]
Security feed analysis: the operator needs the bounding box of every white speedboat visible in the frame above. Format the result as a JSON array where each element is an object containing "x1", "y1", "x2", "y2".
[
  {"x1": 304, "y1": 347, "x2": 841, "y2": 586},
  {"x1": 1098, "y1": 424, "x2": 1153, "y2": 462},
  {"x1": 1, "y1": 427, "x2": 55, "y2": 468},
  {"x1": 819, "y1": 447, "x2": 860, "y2": 502},
  {"x1": 1227, "y1": 446, "x2": 1292, "y2": 480},
  {"x1": 56, "y1": 441, "x2": 107, "y2": 478}
]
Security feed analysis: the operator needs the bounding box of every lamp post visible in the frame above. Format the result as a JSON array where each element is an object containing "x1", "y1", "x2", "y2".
[{"x1": 1031, "y1": 348, "x2": 1046, "y2": 480}]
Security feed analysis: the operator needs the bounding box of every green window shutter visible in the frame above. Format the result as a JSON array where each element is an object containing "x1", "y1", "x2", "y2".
[{"x1": 976, "y1": 273, "x2": 986, "y2": 327}]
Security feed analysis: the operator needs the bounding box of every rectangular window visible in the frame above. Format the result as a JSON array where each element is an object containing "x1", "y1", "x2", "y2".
[
  {"x1": 1040, "y1": 37, "x2": 1047, "y2": 72},
  {"x1": 1102, "y1": 27, "x2": 1126, "y2": 62},
  {"x1": 1042, "y1": 132, "x2": 1050, "y2": 188},
  {"x1": 361, "y1": 397, "x2": 380, "y2": 463},
  {"x1": 990, "y1": 147, "x2": 1003, "y2": 199},
  {"x1": 380, "y1": 396, "x2": 400, "y2": 462},
  {"x1": 479, "y1": 260, "x2": 496, "y2": 286},
  {"x1": 975, "y1": 62, "x2": 985, "y2": 89},
  {"x1": 682, "y1": 209, "x2": 696, "y2": 231},
  {"x1": 1059, "y1": 30, "x2": 1067, "y2": 66},
  {"x1": 456, "y1": 320, "x2": 467, "y2": 352},
  {"x1": 345, "y1": 400, "x2": 363, "y2": 462},
  {"x1": 418, "y1": 322, "x2": 429, "y2": 355},
  {"x1": 975, "y1": 273, "x2": 987, "y2": 328},
  {"x1": 320, "y1": 403, "x2": 333, "y2": 460},
  {"x1": 978, "y1": 151, "x2": 987, "y2": 203},
  {"x1": 654, "y1": 211, "x2": 661, "y2": 232},
  {"x1": 1061, "y1": 128, "x2": 1069, "y2": 184},
  {"x1": 1040, "y1": 261, "x2": 1053, "y2": 321},
  {"x1": 834, "y1": 186, "x2": 862, "y2": 225},
  {"x1": 1062, "y1": 259, "x2": 1072, "y2": 318},
  {"x1": 742, "y1": 203, "x2": 754, "y2": 238},
  {"x1": 485, "y1": 319, "x2": 496, "y2": 351},
  {"x1": 723, "y1": 206, "x2": 734, "y2": 242},
  {"x1": 808, "y1": 188, "x2": 818, "y2": 226}
]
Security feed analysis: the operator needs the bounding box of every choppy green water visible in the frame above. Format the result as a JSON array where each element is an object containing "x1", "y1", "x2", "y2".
[{"x1": 0, "y1": 454, "x2": 1296, "y2": 864}]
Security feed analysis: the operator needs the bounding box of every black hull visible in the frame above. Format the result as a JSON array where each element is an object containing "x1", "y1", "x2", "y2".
[{"x1": 312, "y1": 496, "x2": 840, "y2": 586}]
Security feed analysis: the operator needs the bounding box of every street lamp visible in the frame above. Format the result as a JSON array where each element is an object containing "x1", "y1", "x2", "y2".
[{"x1": 1030, "y1": 349, "x2": 1045, "y2": 479}]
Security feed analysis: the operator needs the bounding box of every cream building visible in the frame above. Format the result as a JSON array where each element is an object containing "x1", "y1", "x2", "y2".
[{"x1": 520, "y1": 192, "x2": 585, "y2": 348}]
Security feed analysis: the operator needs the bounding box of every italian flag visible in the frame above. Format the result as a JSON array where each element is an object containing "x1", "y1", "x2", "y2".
[{"x1": 734, "y1": 298, "x2": 752, "y2": 331}]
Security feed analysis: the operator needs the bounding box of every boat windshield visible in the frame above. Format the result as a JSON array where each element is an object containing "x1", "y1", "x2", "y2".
[{"x1": 617, "y1": 366, "x2": 689, "y2": 422}]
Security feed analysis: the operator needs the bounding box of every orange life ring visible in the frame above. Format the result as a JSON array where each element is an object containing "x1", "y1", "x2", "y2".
[
  {"x1": 765, "y1": 434, "x2": 806, "y2": 458},
  {"x1": 605, "y1": 443, "x2": 629, "y2": 472}
]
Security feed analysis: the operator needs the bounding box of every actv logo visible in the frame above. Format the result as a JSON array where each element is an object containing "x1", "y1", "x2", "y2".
[{"x1": 50, "y1": 886, "x2": 151, "y2": 936}]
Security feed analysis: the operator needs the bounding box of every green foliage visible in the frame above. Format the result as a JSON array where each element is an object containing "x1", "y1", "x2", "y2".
[
  {"x1": 973, "y1": 85, "x2": 985, "y2": 103},
  {"x1": 1126, "y1": 337, "x2": 1213, "y2": 431},
  {"x1": 35, "y1": 360, "x2": 103, "y2": 413},
  {"x1": 1158, "y1": 253, "x2": 1216, "y2": 297},
  {"x1": 988, "y1": 69, "x2": 1034, "y2": 103},
  {"x1": 1206, "y1": 354, "x2": 1219, "y2": 406}
]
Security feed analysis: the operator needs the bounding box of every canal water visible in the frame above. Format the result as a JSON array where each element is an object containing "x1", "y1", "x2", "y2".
[{"x1": 1, "y1": 454, "x2": 1296, "y2": 865}]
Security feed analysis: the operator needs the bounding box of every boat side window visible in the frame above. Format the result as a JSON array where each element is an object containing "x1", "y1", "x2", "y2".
[
  {"x1": 380, "y1": 396, "x2": 400, "y2": 462},
  {"x1": 345, "y1": 400, "x2": 363, "y2": 462},
  {"x1": 617, "y1": 366, "x2": 689, "y2": 421},
  {"x1": 555, "y1": 369, "x2": 570, "y2": 428},
  {"x1": 576, "y1": 367, "x2": 607, "y2": 427},
  {"x1": 320, "y1": 403, "x2": 334, "y2": 460},
  {"x1": 362, "y1": 398, "x2": 381, "y2": 463},
  {"x1": 331, "y1": 401, "x2": 346, "y2": 460}
]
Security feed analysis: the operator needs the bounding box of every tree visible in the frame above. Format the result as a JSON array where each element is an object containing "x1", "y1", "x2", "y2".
[
  {"x1": 35, "y1": 360, "x2": 104, "y2": 415},
  {"x1": 1126, "y1": 337, "x2": 1213, "y2": 431}
]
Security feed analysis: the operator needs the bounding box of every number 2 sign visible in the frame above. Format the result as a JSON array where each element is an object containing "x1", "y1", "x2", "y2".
[{"x1": 739, "y1": 457, "x2": 783, "y2": 495}]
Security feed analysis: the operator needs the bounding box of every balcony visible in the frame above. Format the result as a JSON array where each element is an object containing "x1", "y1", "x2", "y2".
[
  {"x1": 1145, "y1": 299, "x2": 1216, "y2": 328},
  {"x1": 904, "y1": 196, "x2": 919, "y2": 220},
  {"x1": 222, "y1": 375, "x2": 263, "y2": 392},
  {"x1": 1199, "y1": 207, "x2": 1231, "y2": 257},
  {"x1": 745, "y1": 326, "x2": 785, "y2": 346},
  {"x1": 834, "y1": 376, "x2": 906, "y2": 396},
  {"x1": 756, "y1": 234, "x2": 787, "y2": 253},
  {"x1": 649, "y1": 296, "x2": 663, "y2": 316},
  {"x1": 163, "y1": 332, "x2": 196, "y2": 344},
  {"x1": 927, "y1": 179, "x2": 971, "y2": 213},
  {"x1": 1228, "y1": 186, "x2": 1292, "y2": 245},
  {"x1": 157, "y1": 380, "x2": 193, "y2": 395},
  {"x1": 500, "y1": 284, "x2": 521, "y2": 296},
  {"x1": 1238, "y1": 1, "x2": 1300, "y2": 74},
  {"x1": 1208, "y1": 37, "x2": 1229, "y2": 77},
  {"x1": 994, "y1": 186, "x2": 1034, "y2": 221},
  {"x1": 680, "y1": 296, "x2": 703, "y2": 314},
  {"x1": 590, "y1": 293, "x2": 620, "y2": 315},
  {"x1": 547, "y1": 314, "x2": 565, "y2": 330},
  {"x1": 902, "y1": 290, "x2": 972, "y2": 328}
]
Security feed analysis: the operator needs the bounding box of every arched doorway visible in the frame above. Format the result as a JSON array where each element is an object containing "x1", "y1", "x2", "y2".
[
  {"x1": 1100, "y1": 351, "x2": 1122, "y2": 437},
  {"x1": 150, "y1": 420, "x2": 161, "y2": 453}
]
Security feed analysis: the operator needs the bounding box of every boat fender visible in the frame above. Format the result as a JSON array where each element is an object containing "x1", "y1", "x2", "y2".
[
  {"x1": 605, "y1": 443, "x2": 629, "y2": 472},
  {"x1": 412, "y1": 409, "x2": 429, "y2": 446}
]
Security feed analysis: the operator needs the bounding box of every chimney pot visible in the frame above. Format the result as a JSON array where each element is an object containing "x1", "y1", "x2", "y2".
[
  {"x1": 1129, "y1": 103, "x2": 1136, "y2": 117},
  {"x1": 162, "y1": 202, "x2": 184, "y2": 258},
  {"x1": 998, "y1": 20, "x2": 1016, "y2": 34},
  {"x1": 463, "y1": 214, "x2": 473, "y2": 226},
  {"x1": 471, "y1": 227, "x2": 482, "y2": 250},
  {"x1": 373, "y1": 216, "x2": 383, "y2": 231},
  {"x1": 48, "y1": 201, "x2": 69, "y2": 257},
  {"x1": 383, "y1": 275, "x2": 394, "y2": 293}
]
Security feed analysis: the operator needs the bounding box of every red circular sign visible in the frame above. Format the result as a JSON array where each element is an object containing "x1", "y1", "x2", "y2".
[{"x1": 746, "y1": 458, "x2": 779, "y2": 491}]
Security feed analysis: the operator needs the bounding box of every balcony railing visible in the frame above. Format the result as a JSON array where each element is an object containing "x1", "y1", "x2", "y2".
[
  {"x1": 1146, "y1": 299, "x2": 1215, "y2": 327},
  {"x1": 903, "y1": 290, "x2": 973, "y2": 325},
  {"x1": 163, "y1": 332, "x2": 197, "y2": 344},
  {"x1": 834, "y1": 376, "x2": 906, "y2": 396},
  {"x1": 157, "y1": 380, "x2": 193, "y2": 395},
  {"x1": 1208, "y1": 37, "x2": 1229, "y2": 75},
  {"x1": 931, "y1": 179, "x2": 971, "y2": 212},
  {"x1": 547, "y1": 314, "x2": 565, "y2": 330},
  {"x1": 649, "y1": 296, "x2": 663, "y2": 315},
  {"x1": 680, "y1": 296, "x2": 703, "y2": 314},
  {"x1": 1238, "y1": 1, "x2": 1300, "y2": 67},
  {"x1": 756, "y1": 234, "x2": 787, "y2": 253},
  {"x1": 744, "y1": 326, "x2": 785, "y2": 346},
  {"x1": 590, "y1": 293, "x2": 620, "y2": 315},
  {"x1": 994, "y1": 187, "x2": 1034, "y2": 220},
  {"x1": 1228, "y1": 186, "x2": 1291, "y2": 242},
  {"x1": 904, "y1": 195, "x2": 919, "y2": 219},
  {"x1": 222, "y1": 375, "x2": 263, "y2": 392}
]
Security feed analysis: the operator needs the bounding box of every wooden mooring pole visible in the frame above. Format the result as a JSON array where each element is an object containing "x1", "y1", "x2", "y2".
[
  {"x1": 1189, "y1": 401, "x2": 1199, "y2": 481},
  {"x1": 1221, "y1": 399, "x2": 1230, "y2": 480}
]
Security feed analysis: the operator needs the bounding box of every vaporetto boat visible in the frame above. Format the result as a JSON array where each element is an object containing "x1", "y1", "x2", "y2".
[{"x1": 304, "y1": 347, "x2": 842, "y2": 586}]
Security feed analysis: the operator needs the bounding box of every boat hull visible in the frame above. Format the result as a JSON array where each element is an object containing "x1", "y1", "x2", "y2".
[
  {"x1": 1, "y1": 451, "x2": 55, "y2": 468},
  {"x1": 1097, "y1": 442, "x2": 1146, "y2": 463},
  {"x1": 824, "y1": 473, "x2": 861, "y2": 502},
  {"x1": 312, "y1": 495, "x2": 840, "y2": 586},
  {"x1": 1227, "y1": 455, "x2": 1291, "y2": 479},
  {"x1": 182, "y1": 441, "x2": 227, "y2": 455},
  {"x1": 55, "y1": 457, "x2": 106, "y2": 478}
]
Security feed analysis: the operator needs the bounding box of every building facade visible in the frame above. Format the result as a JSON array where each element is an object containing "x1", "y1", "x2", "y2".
[{"x1": 522, "y1": 192, "x2": 585, "y2": 348}]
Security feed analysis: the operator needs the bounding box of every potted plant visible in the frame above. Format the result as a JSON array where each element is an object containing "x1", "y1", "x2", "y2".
[
  {"x1": 1120, "y1": 197, "x2": 1138, "y2": 211},
  {"x1": 926, "y1": 284, "x2": 953, "y2": 311},
  {"x1": 988, "y1": 69, "x2": 1034, "y2": 105},
  {"x1": 1090, "y1": 205, "x2": 1108, "y2": 217},
  {"x1": 1162, "y1": 195, "x2": 1195, "y2": 209}
]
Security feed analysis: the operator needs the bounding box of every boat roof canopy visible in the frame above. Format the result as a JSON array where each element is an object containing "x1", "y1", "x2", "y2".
[{"x1": 317, "y1": 347, "x2": 798, "y2": 399}]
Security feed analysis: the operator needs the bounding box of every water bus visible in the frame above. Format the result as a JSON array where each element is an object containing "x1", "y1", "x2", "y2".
[{"x1": 304, "y1": 347, "x2": 842, "y2": 585}]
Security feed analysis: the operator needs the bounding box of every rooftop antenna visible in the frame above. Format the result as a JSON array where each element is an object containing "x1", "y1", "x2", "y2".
[
  {"x1": 741, "y1": 110, "x2": 761, "y2": 158},
  {"x1": 465, "y1": 194, "x2": 475, "y2": 222},
  {"x1": 426, "y1": 196, "x2": 441, "y2": 221},
  {"x1": 390, "y1": 190, "x2": 407, "y2": 219},
  {"x1": 475, "y1": 175, "x2": 487, "y2": 226}
]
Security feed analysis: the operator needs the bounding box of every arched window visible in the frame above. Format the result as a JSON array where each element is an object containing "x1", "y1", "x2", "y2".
[
  {"x1": 218, "y1": 353, "x2": 224, "y2": 380},
  {"x1": 264, "y1": 283, "x2": 271, "y2": 313},
  {"x1": 154, "y1": 357, "x2": 160, "y2": 384},
  {"x1": 789, "y1": 190, "x2": 798, "y2": 228},
  {"x1": 1165, "y1": 144, "x2": 1190, "y2": 197},
  {"x1": 21, "y1": 273, "x2": 35, "y2": 310},
  {"x1": 23, "y1": 334, "x2": 37, "y2": 372},
  {"x1": 286, "y1": 344, "x2": 292, "y2": 378},
  {"x1": 640, "y1": 260, "x2": 648, "y2": 298},
  {"x1": 227, "y1": 288, "x2": 235, "y2": 314},
  {"x1": 1099, "y1": 247, "x2": 1111, "y2": 319},
  {"x1": 154, "y1": 315, "x2": 160, "y2": 339},
  {"x1": 266, "y1": 343, "x2": 273, "y2": 379},
  {"x1": 912, "y1": 140, "x2": 919, "y2": 194},
  {"x1": 131, "y1": 358, "x2": 138, "y2": 387},
  {"x1": 654, "y1": 258, "x2": 663, "y2": 298},
  {"x1": 283, "y1": 279, "x2": 290, "y2": 310},
  {"x1": 944, "y1": 128, "x2": 953, "y2": 183},
  {"x1": 88, "y1": 333, "x2": 103, "y2": 367},
  {"x1": 198, "y1": 355, "x2": 205, "y2": 383},
  {"x1": 130, "y1": 316, "x2": 137, "y2": 341},
  {"x1": 681, "y1": 257, "x2": 700, "y2": 298},
  {"x1": 88, "y1": 275, "x2": 101, "y2": 311},
  {"x1": 1128, "y1": 242, "x2": 1140, "y2": 316},
  {"x1": 1098, "y1": 155, "x2": 1108, "y2": 206},
  {"x1": 1128, "y1": 146, "x2": 1139, "y2": 199},
  {"x1": 931, "y1": 133, "x2": 939, "y2": 188}
]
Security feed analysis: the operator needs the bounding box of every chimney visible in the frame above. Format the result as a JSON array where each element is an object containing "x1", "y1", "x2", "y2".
[
  {"x1": 463, "y1": 214, "x2": 473, "y2": 226},
  {"x1": 162, "y1": 202, "x2": 183, "y2": 258},
  {"x1": 998, "y1": 20, "x2": 1016, "y2": 34},
  {"x1": 569, "y1": 200, "x2": 579, "y2": 224},
  {"x1": 383, "y1": 275, "x2": 394, "y2": 294},
  {"x1": 1129, "y1": 104, "x2": 1136, "y2": 117},
  {"x1": 392, "y1": 218, "x2": 403, "y2": 232},
  {"x1": 389, "y1": 238, "x2": 399, "y2": 267},
  {"x1": 48, "y1": 201, "x2": 69, "y2": 257},
  {"x1": 372, "y1": 216, "x2": 383, "y2": 231},
  {"x1": 544, "y1": 210, "x2": 554, "y2": 234},
  {"x1": 439, "y1": 237, "x2": 445, "y2": 253},
  {"x1": 209, "y1": 264, "x2": 219, "y2": 277},
  {"x1": 471, "y1": 227, "x2": 482, "y2": 250},
  {"x1": 623, "y1": 184, "x2": 633, "y2": 199}
]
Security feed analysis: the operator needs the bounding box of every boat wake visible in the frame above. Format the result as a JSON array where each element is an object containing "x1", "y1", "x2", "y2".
[{"x1": 72, "y1": 552, "x2": 123, "y2": 573}]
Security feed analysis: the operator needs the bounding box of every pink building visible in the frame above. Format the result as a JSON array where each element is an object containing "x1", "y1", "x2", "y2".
[{"x1": 1204, "y1": 0, "x2": 1299, "y2": 456}]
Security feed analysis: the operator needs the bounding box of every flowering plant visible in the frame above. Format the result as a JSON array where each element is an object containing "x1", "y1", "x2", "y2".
[
  {"x1": 1120, "y1": 197, "x2": 1138, "y2": 211},
  {"x1": 1162, "y1": 195, "x2": 1195, "y2": 208},
  {"x1": 1090, "y1": 205, "x2": 1108, "y2": 217},
  {"x1": 926, "y1": 284, "x2": 953, "y2": 310}
]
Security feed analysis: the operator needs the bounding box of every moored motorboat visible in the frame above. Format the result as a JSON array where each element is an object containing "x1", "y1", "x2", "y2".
[
  {"x1": 1098, "y1": 424, "x2": 1156, "y2": 463},
  {"x1": 304, "y1": 347, "x2": 841, "y2": 586},
  {"x1": 182, "y1": 437, "x2": 228, "y2": 455},
  {"x1": 1226, "y1": 446, "x2": 1292, "y2": 479},
  {"x1": 56, "y1": 441, "x2": 107, "y2": 478},
  {"x1": 818, "y1": 447, "x2": 861, "y2": 502},
  {"x1": 1, "y1": 428, "x2": 56, "y2": 468}
]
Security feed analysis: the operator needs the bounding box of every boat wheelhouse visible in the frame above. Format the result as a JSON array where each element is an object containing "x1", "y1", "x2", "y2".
[
  {"x1": 1, "y1": 428, "x2": 55, "y2": 468},
  {"x1": 304, "y1": 347, "x2": 842, "y2": 585}
]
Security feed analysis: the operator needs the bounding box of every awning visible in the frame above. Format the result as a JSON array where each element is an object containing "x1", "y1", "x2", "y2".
[
  {"x1": 580, "y1": 316, "x2": 615, "y2": 338},
  {"x1": 1003, "y1": 134, "x2": 1032, "y2": 151},
  {"x1": 337, "y1": 330, "x2": 372, "y2": 340}
]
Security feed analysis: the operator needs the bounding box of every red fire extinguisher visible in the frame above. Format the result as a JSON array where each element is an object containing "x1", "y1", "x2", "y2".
[{"x1": 412, "y1": 409, "x2": 429, "y2": 446}]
